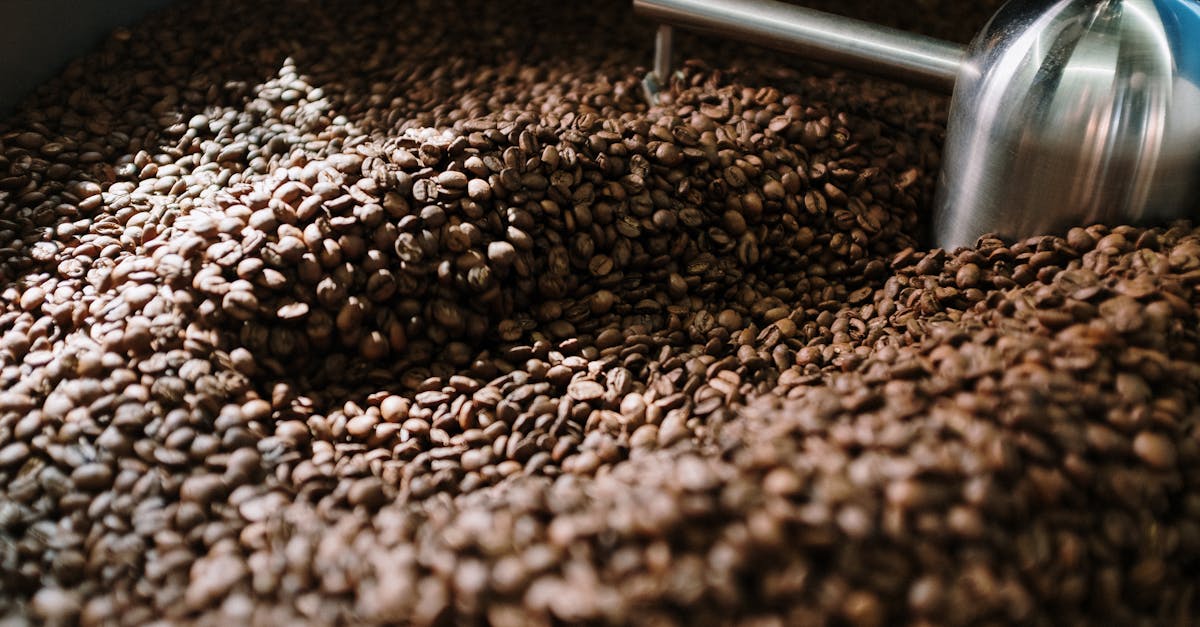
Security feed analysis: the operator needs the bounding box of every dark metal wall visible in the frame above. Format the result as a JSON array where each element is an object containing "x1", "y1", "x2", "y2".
[{"x1": 1, "y1": 0, "x2": 177, "y2": 115}]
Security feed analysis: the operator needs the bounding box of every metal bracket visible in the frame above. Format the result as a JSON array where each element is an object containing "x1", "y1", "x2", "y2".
[{"x1": 641, "y1": 24, "x2": 674, "y2": 104}]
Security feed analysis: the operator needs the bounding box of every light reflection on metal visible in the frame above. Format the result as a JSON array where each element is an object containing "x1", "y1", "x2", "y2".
[
  {"x1": 634, "y1": 0, "x2": 963, "y2": 91},
  {"x1": 937, "y1": 0, "x2": 1200, "y2": 248}
]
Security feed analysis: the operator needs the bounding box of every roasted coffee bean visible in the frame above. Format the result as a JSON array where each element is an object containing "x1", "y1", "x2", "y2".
[{"x1": 3, "y1": 0, "x2": 1198, "y2": 625}]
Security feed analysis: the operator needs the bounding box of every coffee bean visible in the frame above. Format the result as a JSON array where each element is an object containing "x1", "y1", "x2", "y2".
[
  {"x1": 30, "y1": 588, "x2": 81, "y2": 623},
  {"x1": 348, "y1": 477, "x2": 387, "y2": 508},
  {"x1": 3, "y1": 0, "x2": 1197, "y2": 625},
  {"x1": 437, "y1": 171, "x2": 468, "y2": 190},
  {"x1": 1133, "y1": 431, "x2": 1177, "y2": 469},
  {"x1": 70, "y1": 463, "x2": 114, "y2": 491},
  {"x1": 0, "y1": 442, "x2": 30, "y2": 467},
  {"x1": 567, "y1": 380, "x2": 605, "y2": 402},
  {"x1": 488, "y1": 241, "x2": 518, "y2": 267}
]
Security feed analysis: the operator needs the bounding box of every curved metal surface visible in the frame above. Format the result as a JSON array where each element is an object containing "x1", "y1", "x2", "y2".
[
  {"x1": 633, "y1": 0, "x2": 965, "y2": 91},
  {"x1": 934, "y1": 0, "x2": 1200, "y2": 248}
]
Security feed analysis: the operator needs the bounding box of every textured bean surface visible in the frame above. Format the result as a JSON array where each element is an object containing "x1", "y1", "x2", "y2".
[{"x1": 3, "y1": 0, "x2": 1199, "y2": 626}]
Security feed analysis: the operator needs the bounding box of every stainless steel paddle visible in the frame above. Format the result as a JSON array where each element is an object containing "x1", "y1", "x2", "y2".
[{"x1": 636, "y1": 0, "x2": 1200, "y2": 249}]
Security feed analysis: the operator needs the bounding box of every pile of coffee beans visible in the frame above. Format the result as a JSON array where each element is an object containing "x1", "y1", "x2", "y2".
[{"x1": 3, "y1": 0, "x2": 1197, "y2": 625}]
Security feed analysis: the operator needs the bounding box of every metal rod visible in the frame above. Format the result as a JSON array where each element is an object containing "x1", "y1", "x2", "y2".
[
  {"x1": 634, "y1": 0, "x2": 965, "y2": 92},
  {"x1": 654, "y1": 24, "x2": 674, "y2": 80}
]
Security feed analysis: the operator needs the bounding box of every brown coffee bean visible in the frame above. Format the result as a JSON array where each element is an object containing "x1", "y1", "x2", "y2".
[
  {"x1": 0, "y1": 441, "x2": 30, "y2": 467},
  {"x1": 488, "y1": 241, "x2": 518, "y2": 267},
  {"x1": 70, "y1": 463, "x2": 114, "y2": 491},
  {"x1": 1133, "y1": 431, "x2": 1177, "y2": 469},
  {"x1": 180, "y1": 474, "x2": 226, "y2": 506},
  {"x1": 30, "y1": 588, "x2": 81, "y2": 623},
  {"x1": 567, "y1": 380, "x2": 605, "y2": 402},
  {"x1": 4, "y1": 2, "x2": 1197, "y2": 625}
]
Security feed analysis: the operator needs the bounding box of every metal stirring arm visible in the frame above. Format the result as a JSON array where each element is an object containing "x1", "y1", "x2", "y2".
[
  {"x1": 639, "y1": 0, "x2": 1200, "y2": 249},
  {"x1": 636, "y1": 0, "x2": 966, "y2": 94}
]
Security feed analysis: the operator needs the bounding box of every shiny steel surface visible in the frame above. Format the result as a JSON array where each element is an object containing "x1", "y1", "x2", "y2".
[
  {"x1": 633, "y1": 0, "x2": 964, "y2": 90},
  {"x1": 654, "y1": 24, "x2": 674, "y2": 82},
  {"x1": 935, "y1": 0, "x2": 1200, "y2": 248}
]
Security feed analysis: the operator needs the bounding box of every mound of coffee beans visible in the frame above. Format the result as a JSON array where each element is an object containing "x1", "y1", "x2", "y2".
[{"x1": 4, "y1": 0, "x2": 1197, "y2": 625}]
